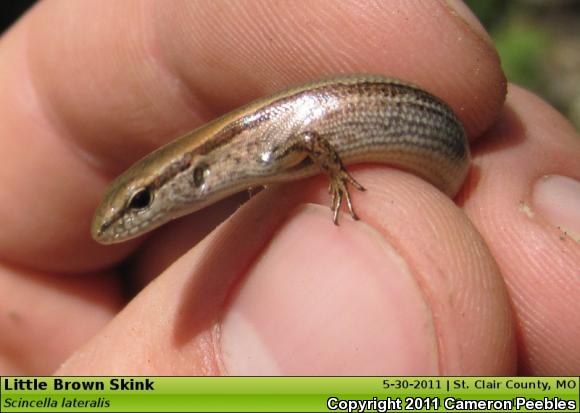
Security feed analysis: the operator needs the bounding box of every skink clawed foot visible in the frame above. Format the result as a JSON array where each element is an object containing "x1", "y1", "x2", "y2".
[
  {"x1": 329, "y1": 167, "x2": 365, "y2": 225},
  {"x1": 270, "y1": 130, "x2": 366, "y2": 224}
]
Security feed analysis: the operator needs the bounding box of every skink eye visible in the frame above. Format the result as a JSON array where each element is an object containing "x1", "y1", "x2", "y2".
[{"x1": 128, "y1": 188, "x2": 152, "y2": 210}]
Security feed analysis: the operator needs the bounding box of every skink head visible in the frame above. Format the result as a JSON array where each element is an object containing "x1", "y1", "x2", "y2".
[
  {"x1": 91, "y1": 167, "x2": 160, "y2": 244},
  {"x1": 91, "y1": 137, "x2": 216, "y2": 244}
]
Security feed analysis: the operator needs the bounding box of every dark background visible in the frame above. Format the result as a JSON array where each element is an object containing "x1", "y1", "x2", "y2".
[{"x1": 0, "y1": 1, "x2": 35, "y2": 33}]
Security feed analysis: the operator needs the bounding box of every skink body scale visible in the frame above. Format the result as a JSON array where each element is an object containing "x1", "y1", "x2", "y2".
[{"x1": 92, "y1": 75, "x2": 470, "y2": 244}]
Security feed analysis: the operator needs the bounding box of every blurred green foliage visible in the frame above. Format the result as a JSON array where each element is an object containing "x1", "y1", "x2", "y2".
[
  {"x1": 465, "y1": 0, "x2": 580, "y2": 128},
  {"x1": 465, "y1": 0, "x2": 550, "y2": 91},
  {"x1": 464, "y1": 0, "x2": 509, "y2": 30},
  {"x1": 493, "y1": 18, "x2": 550, "y2": 92}
]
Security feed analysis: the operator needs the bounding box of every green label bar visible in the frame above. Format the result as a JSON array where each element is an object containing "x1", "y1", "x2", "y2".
[{"x1": 1, "y1": 377, "x2": 578, "y2": 412}]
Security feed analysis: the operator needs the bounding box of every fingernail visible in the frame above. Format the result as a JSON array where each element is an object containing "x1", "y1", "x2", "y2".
[
  {"x1": 220, "y1": 204, "x2": 439, "y2": 375},
  {"x1": 443, "y1": 0, "x2": 493, "y2": 46},
  {"x1": 533, "y1": 175, "x2": 580, "y2": 242}
]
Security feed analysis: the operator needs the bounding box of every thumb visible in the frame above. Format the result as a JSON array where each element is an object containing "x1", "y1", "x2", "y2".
[{"x1": 57, "y1": 171, "x2": 515, "y2": 375}]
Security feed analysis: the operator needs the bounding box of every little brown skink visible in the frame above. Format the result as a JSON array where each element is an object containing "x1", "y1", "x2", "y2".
[{"x1": 91, "y1": 75, "x2": 470, "y2": 244}]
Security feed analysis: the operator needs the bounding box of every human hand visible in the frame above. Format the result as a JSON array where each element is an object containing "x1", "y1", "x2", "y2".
[{"x1": 1, "y1": 0, "x2": 578, "y2": 375}]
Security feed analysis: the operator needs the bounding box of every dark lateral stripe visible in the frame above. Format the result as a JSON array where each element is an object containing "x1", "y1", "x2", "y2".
[{"x1": 152, "y1": 79, "x2": 456, "y2": 191}]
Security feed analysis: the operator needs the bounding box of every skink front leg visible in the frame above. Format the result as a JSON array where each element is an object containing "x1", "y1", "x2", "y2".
[{"x1": 271, "y1": 131, "x2": 366, "y2": 224}]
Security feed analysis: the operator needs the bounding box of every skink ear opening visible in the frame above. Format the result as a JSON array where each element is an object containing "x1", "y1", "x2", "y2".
[{"x1": 193, "y1": 162, "x2": 210, "y2": 188}]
